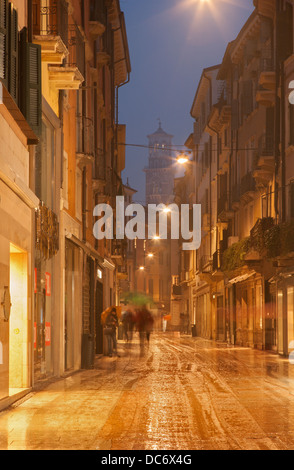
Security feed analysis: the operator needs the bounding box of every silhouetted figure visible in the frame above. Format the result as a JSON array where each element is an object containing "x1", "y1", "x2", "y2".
[
  {"x1": 122, "y1": 308, "x2": 135, "y2": 342},
  {"x1": 105, "y1": 308, "x2": 120, "y2": 357},
  {"x1": 135, "y1": 305, "x2": 154, "y2": 354}
]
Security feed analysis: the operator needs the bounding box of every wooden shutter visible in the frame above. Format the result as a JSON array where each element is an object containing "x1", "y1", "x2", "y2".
[
  {"x1": 0, "y1": 0, "x2": 8, "y2": 87},
  {"x1": 8, "y1": 3, "x2": 18, "y2": 102},
  {"x1": 19, "y1": 31, "x2": 42, "y2": 136}
]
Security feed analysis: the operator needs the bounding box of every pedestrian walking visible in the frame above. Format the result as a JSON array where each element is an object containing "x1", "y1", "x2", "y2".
[
  {"x1": 105, "y1": 308, "x2": 120, "y2": 357},
  {"x1": 145, "y1": 310, "x2": 154, "y2": 347},
  {"x1": 135, "y1": 305, "x2": 153, "y2": 354},
  {"x1": 121, "y1": 308, "x2": 135, "y2": 342}
]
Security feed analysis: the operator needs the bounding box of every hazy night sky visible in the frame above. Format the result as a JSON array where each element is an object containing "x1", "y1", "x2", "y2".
[{"x1": 118, "y1": 0, "x2": 255, "y2": 203}]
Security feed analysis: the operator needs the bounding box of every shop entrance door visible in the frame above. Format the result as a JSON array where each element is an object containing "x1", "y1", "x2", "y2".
[
  {"x1": 9, "y1": 244, "x2": 29, "y2": 395},
  {"x1": 95, "y1": 281, "x2": 103, "y2": 354}
]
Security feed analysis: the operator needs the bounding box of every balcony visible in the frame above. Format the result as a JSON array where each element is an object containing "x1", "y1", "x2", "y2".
[
  {"x1": 250, "y1": 217, "x2": 275, "y2": 253},
  {"x1": 258, "y1": 46, "x2": 276, "y2": 92},
  {"x1": 199, "y1": 255, "x2": 212, "y2": 273},
  {"x1": 259, "y1": 70, "x2": 276, "y2": 91},
  {"x1": 89, "y1": 0, "x2": 106, "y2": 39},
  {"x1": 117, "y1": 265, "x2": 128, "y2": 281},
  {"x1": 218, "y1": 195, "x2": 234, "y2": 222},
  {"x1": 111, "y1": 240, "x2": 127, "y2": 265},
  {"x1": 253, "y1": 134, "x2": 275, "y2": 187},
  {"x1": 256, "y1": 87, "x2": 275, "y2": 107},
  {"x1": 32, "y1": 0, "x2": 69, "y2": 64},
  {"x1": 48, "y1": 23, "x2": 85, "y2": 90},
  {"x1": 240, "y1": 172, "x2": 256, "y2": 202},
  {"x1": 76, "y1": 116, "x2": 95, "y2": 167}
]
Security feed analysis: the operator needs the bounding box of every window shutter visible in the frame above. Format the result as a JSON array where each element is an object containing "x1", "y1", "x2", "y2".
[
  {"x1": 19, "y1": 32, "x2": 42, "y2": 136},
  {"x1": 0, "y1": 0, "x2": 8, "y2": 87},
  {"x1": 8, "y1": 3, "x2": 18, "y2": 102}
]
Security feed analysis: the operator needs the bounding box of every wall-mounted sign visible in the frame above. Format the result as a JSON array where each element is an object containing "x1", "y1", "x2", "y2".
[
  {"x1": 34, "y1": 268, "x2": 37, "y2": 293},
  {"x1": 97, "y1": 268, "x2": 103, "y2": 279},
  {"x1": 45, "y1": 272, "x2": 51, "y2": 296},
  {"x1": 45, "y1": 322, "x2": 51, "y2": 346},
  {"x1": 35, "y1": 202, "x2": 59, "y2": 260},
  {"x1": 1, "y1": 287, "x2": 12, "y2": 322}
]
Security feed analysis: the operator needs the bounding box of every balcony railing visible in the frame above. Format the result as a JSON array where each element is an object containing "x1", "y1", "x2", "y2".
[
  {"x1": 32, "y1": 0, "x2": 69, "y2": 47},
  {"x1": 68, "y1": 23, "x2": 85, "y2": 78},
  {"x1": 258, "y1": 134, "x2": 274, "y2": 157},
  {"x1": 199, "y1": 255, "x2": 212, "y2": 273}
]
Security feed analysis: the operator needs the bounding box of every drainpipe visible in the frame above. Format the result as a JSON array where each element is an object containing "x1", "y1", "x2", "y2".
[{"x1": 203, "y1": 73, "x2": 213, "y2": 259}]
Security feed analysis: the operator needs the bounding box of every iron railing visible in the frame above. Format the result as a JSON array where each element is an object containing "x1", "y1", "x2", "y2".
[
  {"x1": 32, "y1": 0, "x2": 68, "y2": 47},
  {"x1": 258, "y1": 134, "x2": 274, "y2": 157}
]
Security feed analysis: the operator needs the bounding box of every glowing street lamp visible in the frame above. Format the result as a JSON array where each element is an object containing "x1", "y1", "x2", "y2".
[{"x1": 177, "y1": 153, "x2": 190, "y2": 165}]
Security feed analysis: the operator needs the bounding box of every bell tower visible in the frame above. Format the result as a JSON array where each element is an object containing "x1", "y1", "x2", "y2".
[{"x1": 145, "y1": 121, "x2": 175, "y2": 205}]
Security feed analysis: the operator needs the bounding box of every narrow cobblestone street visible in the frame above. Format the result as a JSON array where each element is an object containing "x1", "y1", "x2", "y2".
[{"x1": 1, "y1": 333, "x2": 294, "y2": 450}]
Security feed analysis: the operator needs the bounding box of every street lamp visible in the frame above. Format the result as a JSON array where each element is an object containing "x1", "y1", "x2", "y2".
[{"x1": 176, "y1": 152, "x2": 191, "y2": 165}]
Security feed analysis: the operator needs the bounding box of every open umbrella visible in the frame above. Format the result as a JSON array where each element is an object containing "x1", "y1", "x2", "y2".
[
  {"x1": 122, "y1": 292, "x2": 153, "y2": 307},
  {"x1": 101, "y1": 305, "x2": 122, "y2": 324}
]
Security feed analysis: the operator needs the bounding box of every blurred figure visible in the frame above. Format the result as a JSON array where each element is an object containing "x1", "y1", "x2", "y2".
[
  {"x1": 135, "y1": 305, "x2": 153, "y2": 354},
  {"x1": 121, "y1": 307, "x2": 135, "y2": 342},
  {"x1": 145, "y1": 310, "x2": 154, "y2": 347},
  {"x1": 105, "y1": 308, "x2": 120, "y2": 357},
  {"x1": 162, "y1": 316, "x2": 167, "y2": 332},
  {"x1": 180, "y1": 313, "x2": 185, "y2": 334}
]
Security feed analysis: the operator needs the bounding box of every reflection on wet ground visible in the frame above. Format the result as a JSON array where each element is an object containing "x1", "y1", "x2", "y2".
[{"x1": 1, "y1": 333, "x2": 294, "y2": 450}]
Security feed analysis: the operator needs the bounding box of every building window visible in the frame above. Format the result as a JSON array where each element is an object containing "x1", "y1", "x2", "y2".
[
  {"x1": 62, "y1": 151, "x2": 69, "y2": 209},
  {"x1": 76, "y1": 167, "x2": 82, "y2": 221}
]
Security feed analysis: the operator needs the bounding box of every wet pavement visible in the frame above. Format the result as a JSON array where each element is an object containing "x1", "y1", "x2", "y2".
[{"x1": 1, "y1": 333, "x2": 294, "y2": 450}]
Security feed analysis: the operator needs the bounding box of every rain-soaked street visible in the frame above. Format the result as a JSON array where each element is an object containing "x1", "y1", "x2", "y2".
[{"x1": 1, "y1": 333, "x2": 294, "y2": 451}]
